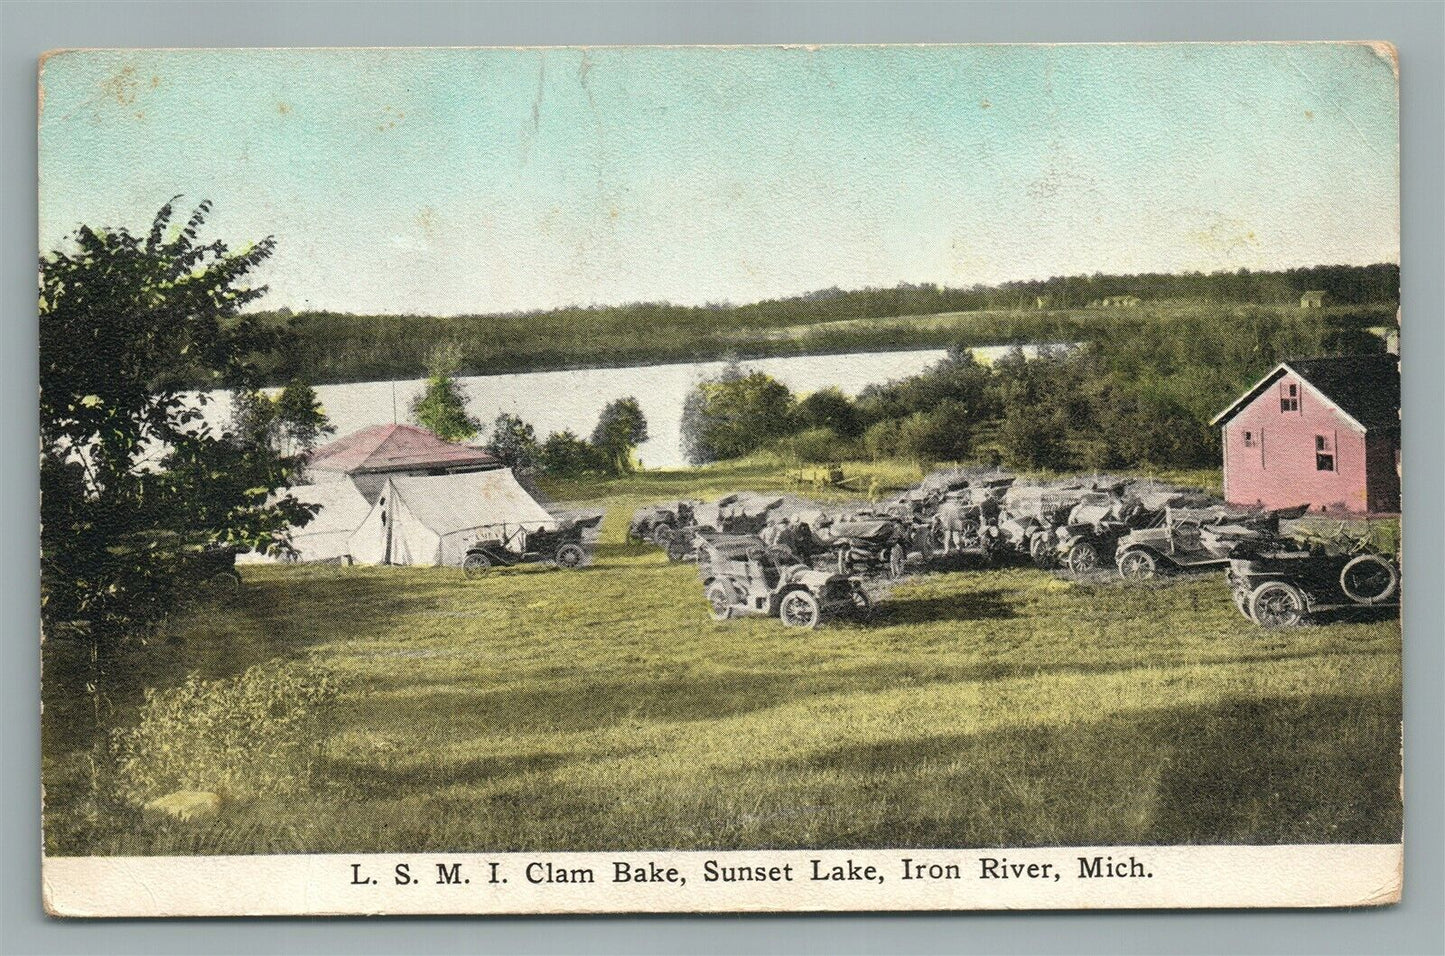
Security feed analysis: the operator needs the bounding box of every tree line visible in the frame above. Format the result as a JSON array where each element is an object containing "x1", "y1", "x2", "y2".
[{"x1": 257, "y1": 264, "x2": 1399, "y2": 384}]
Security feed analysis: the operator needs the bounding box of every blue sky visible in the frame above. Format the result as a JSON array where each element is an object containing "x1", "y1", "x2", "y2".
[{"x1": 39, "y1": 44, "x2": 1398, "y2": 315}]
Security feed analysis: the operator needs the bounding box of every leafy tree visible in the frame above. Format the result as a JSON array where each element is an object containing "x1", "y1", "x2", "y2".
[
  {"x1": 589, "y1": 396, "x2": 649, "y2": 472},
  {"x1": 39, "y1": 198, "x2": 315, "y2": 662},
  {"x1": 485, "y1": 412, "x2": 539, "y2": 472},
  {"x1": 410, "y1": 342, "x2": 479, "y2": 442},
  {"x1": 680, "y1": 363, "x2": 796, "y2": 465},
  {"x1": 794, "y1": 387, "x2": 862, "y2": 438},
  {"x1": 229, "y1": 380, "x2": 334, "y2": 460},
  {"x1": 540, "y1": 429, "x2": 605, "y2": 477}
]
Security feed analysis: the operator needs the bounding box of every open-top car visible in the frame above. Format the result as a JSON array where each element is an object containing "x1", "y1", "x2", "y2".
[
  {"x1": 695, "y1": 533, "x2": 871, "y2": 629},
  {"x1": 461, "y1": 513, "x2": 603, "y2": 576},
  {"x1": 1114, "y1": 502, "x2": 1308, "y2": 580},
  {"x1": 628, "y1": 500, "x2": 700, "y2": 546},
  {"x1": 1051, "y1": 487, "x2": 1163, "y2": 573},
  {"x1": 1225, "y1": 524, "x2": 1400, "y2": 628}
]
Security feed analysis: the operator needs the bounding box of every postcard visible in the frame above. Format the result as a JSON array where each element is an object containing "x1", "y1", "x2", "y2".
[{"x1": 39, "y1": 43, "x2": 1402, "y2": 916}]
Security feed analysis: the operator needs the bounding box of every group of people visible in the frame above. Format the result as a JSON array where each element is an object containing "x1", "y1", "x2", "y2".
[{"x1": 758, "y1": 517, "x2": 818, "y2": 565}]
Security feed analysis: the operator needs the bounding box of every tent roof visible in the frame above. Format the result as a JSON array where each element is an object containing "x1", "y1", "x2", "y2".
[
  {"x1": 308, "y1": 424, "x2": 499, "y2": 475},
  {"x1": 382, "y1": 470, "x2": 555, "y2": 536},
  {"x1": 284, "y1": 482, "x2": 374, "y2": 537}
]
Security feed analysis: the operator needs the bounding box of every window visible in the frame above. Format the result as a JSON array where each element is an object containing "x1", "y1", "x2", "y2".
[
  {"x1": 1315, "y1": 434, "x2": 1335, "y2": 472},
  {"x1": 1242, "y1": 430, "x2": 1255, "y2": 448},
  {"x1": 1279, "y1": 382, "x2": 1299, "y2": 412}
]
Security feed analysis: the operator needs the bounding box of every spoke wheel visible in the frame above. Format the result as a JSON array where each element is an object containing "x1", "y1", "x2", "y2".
[
  {"x1": 706, "y1": 584, "x2": 733, "y2": 621},
  {"x1": 1118, "y1": 548, "x2": 1158, "y2": 581},
  {"x1": 1250, "y1": 581, "x2": 1307, "y2": 629},
  {"x1": 957, "y1": 519, "x2": 982, "y2": 550},
  {"x1": 555, "y1": 543, "x2": 587, "y2": 569},
  {"x1": 778, "y1": 590, "x2": 821, "y2": 630},
  {"x1": 1029, "y1": 534, "x2": 1055, "y2": 568},
  {"x1": 1065, "y1": 541, "x2": 1100, "y2": 574},
  {"x1": 1339, "y1": 554, "x2": 1398, "y2": 605},
  {"x1": 462, "y1": 552, "x2": 491, "y2": 578}
]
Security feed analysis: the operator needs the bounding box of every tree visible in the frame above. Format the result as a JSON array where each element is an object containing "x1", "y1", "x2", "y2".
[
  {"x1": 411, "y1": 342, "x2": 479, "y2": 442},
  {"x1": 40, "y1": 198, "x2": 316, "y2": 661},
  {"x1": 794, "y1": 387, "x2": 862, "y2": 438},
  {"x1": 229, "y1": 380, "x2": 334, "y2": 460},
  {"x1": 540, "y1": 429, "x2": 604, "y2": 477},
  {"x1": 485, "y1": 412, "x2": 539, "y2": 472},
  {"x1": 590, "y1": 396, "x2": 649, "y2": 472},
  {"x1": 680, "y1": 362, "x2": 796, "y2": 465}
]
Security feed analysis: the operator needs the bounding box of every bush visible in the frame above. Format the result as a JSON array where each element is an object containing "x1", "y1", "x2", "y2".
[
  {"x1": 539, "y1": 429, "x2": 606, "y2": 477},
  {"x1": 111, "y1": 663, "x2": 338, "y2": 805},
  {"x1": 773, "y1": 426, "x2": 856, "y2": 464}
]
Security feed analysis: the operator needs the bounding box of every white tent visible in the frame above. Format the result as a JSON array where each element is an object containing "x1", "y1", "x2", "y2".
[
  {"x1": 348, "y1": 471, "x2": 556, "y2": 567},
  {"x1": 237, "y1": 481, "x2": 374, "y2": 564}
]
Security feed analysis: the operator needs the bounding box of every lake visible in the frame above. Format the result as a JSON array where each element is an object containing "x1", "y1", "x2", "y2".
[{"x1": 202, "y1": 346, "x2": 1052, "y2": 469}]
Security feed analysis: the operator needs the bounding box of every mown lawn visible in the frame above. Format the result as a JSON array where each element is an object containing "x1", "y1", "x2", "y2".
[{"x1": 43, "y1": 462, "x2": 1399, "y2": 856}]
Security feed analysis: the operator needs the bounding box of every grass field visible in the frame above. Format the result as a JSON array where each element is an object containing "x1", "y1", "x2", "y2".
[{"x1": 42, "y1": 461, "x2": 1401, "y2": 856}]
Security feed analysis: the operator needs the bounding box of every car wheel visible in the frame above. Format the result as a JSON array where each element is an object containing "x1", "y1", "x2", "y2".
[
  {"x1": 1249, "y1": 581, "x2": 1308, "y2": 628},
  {"x1": 1117, "y1": 548, "x2": 1158, "y2": 581},
  {"x1": 203, "y1": 571, "x2": 241, "y2": 603},
  {"x1": 651, "y1": 524, "x2": 674, "y2": 547},
  {"x1": 957, "y1": 519, "x2": 982, "y2": 550},
  {"x1": 706, "y1": 583, "x2": 734, "y2": 621},
  {"x1": 1339, "y1": 554, "x2": 1398, "y2": 605},
  {"x1": 1065, "y1": 541, "x2": 1100, "y2": 574},
  {"x1": 555, "y1": 543, "x2": 587, "y2": 569},
  {"x1": 778, "y1": 589, "x2": 821, "y2": 629},
  {"x1": 1029, "y1": 534, "x2": 1055, "y2": 568},
  {"x1": 462, "y1": 552, "x2": 491, "y2": 578}
]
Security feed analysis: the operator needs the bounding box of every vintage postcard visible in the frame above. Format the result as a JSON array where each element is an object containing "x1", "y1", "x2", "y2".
[{"x1": 39, "y1": 43, "x2": 1402, "y2": 916}]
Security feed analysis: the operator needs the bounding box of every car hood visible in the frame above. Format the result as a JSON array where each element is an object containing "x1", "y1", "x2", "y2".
[{"x1": 786, "y1": 566, "x2": 845, "y2": 589}]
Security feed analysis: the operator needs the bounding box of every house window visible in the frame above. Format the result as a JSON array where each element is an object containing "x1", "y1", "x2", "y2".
[
  {"x1": 1315, "y1": 434, "x2": 1335, "y2": 472},
  {"x1": 1242, "y1": 430, "x2": 1255, "y2": 448},
  {"x1": 1280, "y1": 382, "x2": 1299, "y2": 412}
]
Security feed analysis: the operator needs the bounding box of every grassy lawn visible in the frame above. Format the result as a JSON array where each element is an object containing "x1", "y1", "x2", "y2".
[{"x1": 42, "y1": 462, "x2": 1400, "y2": 856}]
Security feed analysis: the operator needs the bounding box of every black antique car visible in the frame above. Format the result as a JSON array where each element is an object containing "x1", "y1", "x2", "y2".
[
  {"x1": 1050, "y1": 488, "x2": 1160, "y2": 573},
  {"x1": 461, "y1": 514, "x2": 603, "y2": 576},
  {"x1": 628, "y1": 500, "x2": 700, "y2": 546},
  {"x1": 1225, "y1": 527, "x2": 1399, "y2": 628},
  {"x1": 819, "y1": 517, "x2": 911, "y2": 578}
]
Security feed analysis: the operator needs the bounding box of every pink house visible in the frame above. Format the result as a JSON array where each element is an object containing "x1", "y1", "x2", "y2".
[{"x1": 1211, "y1": 355, "x2": 1400, "y2": 515}]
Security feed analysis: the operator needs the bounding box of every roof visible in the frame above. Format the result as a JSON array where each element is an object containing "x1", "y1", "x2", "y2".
[
  {"x1": 1210, "y1": 354, "x2": 1400, "y2": 431},
  {"x1": 382, "y1": 470, "x2": 555, "y2": 536},
  {"x1": 307, "y1": 424, "x2": 499, "y2": 475}
]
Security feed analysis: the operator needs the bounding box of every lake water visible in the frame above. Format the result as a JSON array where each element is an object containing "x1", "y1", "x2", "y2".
[{"x1": 201, "y1": 345, "x2": 1046, "y2": 469}]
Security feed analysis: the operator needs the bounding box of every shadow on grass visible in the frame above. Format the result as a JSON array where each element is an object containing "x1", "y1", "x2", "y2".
[
  {"x1": 874, "y1": 588, "x2": 1017, "y2": 625},
  {"x1": 773, "y1": 690, "x2": 1402, "y2": 848}
]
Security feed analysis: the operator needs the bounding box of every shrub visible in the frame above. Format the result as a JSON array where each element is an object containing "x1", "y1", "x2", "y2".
[
  {"x1": 773, "y1": 427, "x2": 856, "y2": 464},
  {"x1": 111, "y1": 662, "x2": 338, "y2": 805}
]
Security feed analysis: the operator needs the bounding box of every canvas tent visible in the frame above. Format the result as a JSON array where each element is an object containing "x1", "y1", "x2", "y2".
[
  {"x1": 349, "y1": 471, "x2": 556, "y2": 567},
  {"x1": 237, "y1": 482, "x2": 374, "y2": 564}
]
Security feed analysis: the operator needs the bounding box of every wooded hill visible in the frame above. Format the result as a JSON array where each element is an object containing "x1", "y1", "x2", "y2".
[{"x1": 256, "y1": 264, "x2": 1399, "y2": 385}]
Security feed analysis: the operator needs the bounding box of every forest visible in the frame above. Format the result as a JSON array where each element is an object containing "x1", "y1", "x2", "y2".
[{"x1": 256, "y1": 264, "x2": 1400, "y2": 385}]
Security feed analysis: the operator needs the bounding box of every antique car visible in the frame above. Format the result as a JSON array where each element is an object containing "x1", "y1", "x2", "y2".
[
  {"x1": 929, "y1": 479, "x2": 1013, "y2": 556},
  {"x1": 1051, "y1": 487, "x2": 1162, "y2": 573},
  {"x1": 461, "y1": 514, "x2": 603, "y2": 576},
  {"x1": 628, "y1": 500, "x2": 700, "y2": 546},
  {"x1": 819, "y1": 517, "x2": 910, "y2": 578},
  {"x1": 1114, "y1": 503, "x2": 1308, "y2": 580},
  {"x1": 661, "y1": 494, "x2": 784, "y2": 562},
  {"x1": 696, "y1": 533, "x2": 871, "y2": 629},
  {"x1": 1225, "y1": 528, "x2": 1400, "y2": 628},
  {"x1": 994, "y1": 485, "x2": 1092, "y2": 567}
]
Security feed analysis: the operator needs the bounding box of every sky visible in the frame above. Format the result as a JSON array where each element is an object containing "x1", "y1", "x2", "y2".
[{"x1": 39, "y1": 44, "x2": 1399, "y2": 316}]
